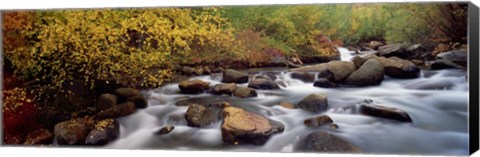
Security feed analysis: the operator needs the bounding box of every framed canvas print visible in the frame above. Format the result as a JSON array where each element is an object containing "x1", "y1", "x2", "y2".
[{"x1": 1, "y1": 1, "x2": 479, "y2": 156}]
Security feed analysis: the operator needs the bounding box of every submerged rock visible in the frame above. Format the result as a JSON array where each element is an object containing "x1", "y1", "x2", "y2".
[
  {"x1": 85, "y1": 118, "x2": 120, "y2": 145},
  {"x1": 154, "y1": 125, "x2": 175, "y2": 135},
  {"x1": 221, "y1": 105, "x2": 284, "y2": 145},
  {"x1": 304, "y1": 115, "x2": 333, "y2": 128},
  {"x1": 279, "y1": 101, "x2": 296, "y2": 109},
  {"x1": 233, "y1": 87, "x2": 258, "y2": 98},
  {"x1": 24, "y1": 129, "x2": 54, "y2": 145},
  {"x1": 178, "y1": 79, "x2": 210, "y2": 94},
  {"x1": 222, "y1": 69, "x2": 249, "y2": 83},
  {"x1": 297, "y1": 93, "x2": 329, "y2": 113},
  {"x1": 360, "y1": 103, "x2": 412, "y2": 122},
  {"x1": 344, "y1": 59, "x2": 384, "y2": 87},
  {"x1": 185, "y1": 104, "x2": 217, "y2": 127},
  {"x1": 248, "y1": 78, "x2": 280, "y2": 90},
  {"x1": 302, "y1": 131, "x2": 361, "y2": 152}
]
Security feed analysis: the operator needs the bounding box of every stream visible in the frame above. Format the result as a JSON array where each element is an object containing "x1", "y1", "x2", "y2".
[{"x1": 104, "y1": 48, "x2": 469, "y2": 155}]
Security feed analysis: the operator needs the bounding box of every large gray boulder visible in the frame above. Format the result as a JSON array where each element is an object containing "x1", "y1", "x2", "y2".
[
  {"x1": 344, "y1": 59, "x2": 384, "y2": 87},
  {"x1": 297, "y1": 93, "x2": 329, "y2": 113}
]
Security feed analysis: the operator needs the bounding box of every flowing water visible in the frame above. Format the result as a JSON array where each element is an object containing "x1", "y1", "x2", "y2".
[{"x1": 105, "y1": 48, "x2": 469, "y2": 155}]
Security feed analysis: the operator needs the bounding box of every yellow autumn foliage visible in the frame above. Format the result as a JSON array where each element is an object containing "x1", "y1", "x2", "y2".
[{"x1": 6, "y1": 8, "x2": 235, "y2": 91}]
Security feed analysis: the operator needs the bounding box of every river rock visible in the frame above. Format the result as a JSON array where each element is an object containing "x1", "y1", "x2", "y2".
[
  {"x1": 97, "y1": 93, "x2": 117, "y2": 111},
  {"x1": 304, "y1": 115, "x2": 333, "y2": 128},
  {"x1": 127, "y1": 95, "x2": 147, "y2": 108},
  {"x1": 54, "y1": 118, "x2": 95, "y2": 145},
  {"x1": 302, "y1": 131, "x2": 361, "y2": 152},
  {"x1": 435, "y1": 49, "x2": 467, "y2": 68},
  {"x1": 326, "y1": 61, "x2": 357, "y2": 82},
  {"x1": 362, "y1": 55, "x2": 420, "y2": 78},
  {"x1": 24, "y1": 129, "x2": 54, "y2": 145},
  {"x1": 178, "y1": 79, "x2": 210, "y2": 94},
  {"x1": 233, "y1": 87, "x2": 257, "y2": 98},
  {"x1": 344, "y1": 59, "x2": 384, "y2": 87},
  {"x1": 430, "y1": 60, "x2": 461, "y2": 70},
  {"x1": 155, "y1": 125, "x2": 175, "y2": 135},
  {"x1": 185, "y1": 104, "x2": 217, "y2": 127},
  {"x1": 313, "y1": 78, "x2": 339, "y2": 88},
  {"x1": 210, "y1": 83, "x2": 237, "y2": 96},
  {"x1": 360, "y1": 103, "x2": 412, "y2": 122},
  {"x1": 248, "y1": 78, "x2": 280, "y2": 90},
  {"x1": 297, "y1": 93, "x2": 329, "y2": 113},
  {"x1": 180, "y1": 66, "x2": 195, "y2": 76},
  {"x1": 114, "y1": 88, "x2": 142, "y2": 102},
  {"x1": 222, "y1": 69, "x2": 249, "y2": 83},
  {"x1": 291, "y1": 72, "x2": 315, "y2": 82},
  {"x1": 85, "y1": 118, "x2": 120, "y2": 145},
  {"x1": 317, "y1": 69, "x2": 335, "y2": 81},
  {"x1": 221, "y1": 105, "x2": 284, "y2": 145},
  {"x1": 96, "y1": 101, "x2": 136, "y2": 119},
  {"x1": 382, "y1": 57, "x2": 420, "y2": 78},
  {"x1": 279, "y1": 101, "x2": 296, "y2": 109},
  {"x1": 377, "y1": 44, "x2": 408, "y2": 58},
  {"x1": 368, "y1": 41, "x2": 384, "y2": 50}
]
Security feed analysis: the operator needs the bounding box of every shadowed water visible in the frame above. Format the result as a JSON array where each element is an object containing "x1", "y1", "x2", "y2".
[{"x1": 105, "y1": 48, "x2": 469, "y2": 155}]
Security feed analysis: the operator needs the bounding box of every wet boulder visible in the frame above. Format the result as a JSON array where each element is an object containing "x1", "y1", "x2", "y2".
[
  {"x1": 154, "y1": 125, "x2": 175, "y2": 135},
  {"x1": 279, "y1": 101, "x2": 296, "y2": 109},
  {"x1": 96, "y1": 101, "x2": 137, "y2": 119},
  {"x1": 304, "y1": 115, "x2": 333, "y2": 128},
  {"x1": 317, "y1": 69, "x2": 335, "y2": 81},
  {"x1": 222, "y1": 69, "x2": 249, "y2": 84},
  {"x1": 233, "y1": 87, "x2": 258, "y2": 98},
  {"x1": 221, "y1": 105, "x2": 284, "y2": 145},
  {"x1": 114, "y1": 88, "x2": 142, "y2": 102},
  {"x1": 24, "y1": 129, "x2": 54, "y2": 145},
  {"x1": 85, "y1": 118, "x2": 120, "y2": 145},
  {"x1": 290, "y1": 60, "x2": 357, "y2": 80},
  {"x1": 54, "y1": 118, "x2": 95, "y2": 145},
  {"x1": 96, "y1": 93, "x2": 117, "y2": 111},
  {"x1": 377, "y1": 44, "x2": 409, "y2": 58},
  {"x1": 325, "y1": 61, "x2": 357, "y2": 82},
  {"x1": 290, "y1": 72, "x2": 315, "y2": 82},
  {"x1": 344, "y1": 59, "x2": 384, "y2": 87},
  {"x1": 433, "y1": 49, "x2": 467, "y2": 69},
  {"x1": 248, "y1": 78, "x2": 280, "y2": 90},
  {"x1": 360, "y1": 103, "x2": 412, "y2": 122},
  {"x1": 185, "y1": 104, "x2": 217, "y2": 127},
  {"x1": 210, "y1": 83, "x2": 237, "y2": 96},
  {"x1": 127, "y1": 95, "x2": 148, "y2": 108},
  {"x1": 178, "y1": 79, "x2": 210, "y2": 94},
  {"x1": 297, "y1": 93, "x2": 329, "y2": 113},
  {"x1": 302, "y1": 131, "x2": 361, "y2": 152},
  {"x1": 382, "y1": 57, "x2": 420, "y2": 79},
  {"x1": 313, "y1": 78, "x2": 339, "y2": 88}
]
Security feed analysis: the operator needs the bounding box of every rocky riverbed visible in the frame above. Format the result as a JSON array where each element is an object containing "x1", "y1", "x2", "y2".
[{"x1": 96, "y1": 48, "x2": 469, "y2": 155}]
